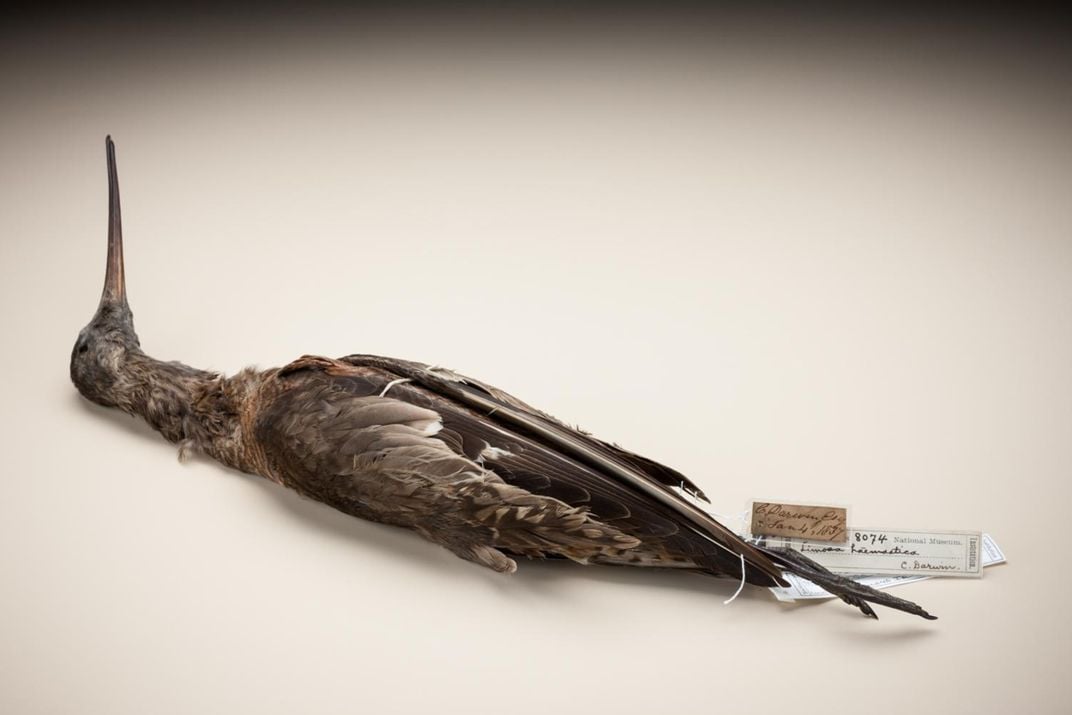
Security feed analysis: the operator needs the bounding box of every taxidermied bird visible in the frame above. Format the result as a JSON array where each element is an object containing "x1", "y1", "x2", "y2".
[{"x1": 71, "y1": 137, "x2": 934, "y2": 620}]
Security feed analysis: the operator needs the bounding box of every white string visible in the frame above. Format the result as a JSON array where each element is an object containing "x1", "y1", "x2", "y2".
[
  {"x1": 379, "y1": 378, "x2": 412, "y2": 397},
  {"x1": 672, "y1": 489, "x2": 753, "y2": 604},
  {"x1": 723, "y1": 552, "x2": 747, "y2": 605}
]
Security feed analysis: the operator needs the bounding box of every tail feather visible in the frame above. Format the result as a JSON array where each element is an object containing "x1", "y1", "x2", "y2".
[{"x1": 758, "y1": 545, "x2": 937, "y2": 620}]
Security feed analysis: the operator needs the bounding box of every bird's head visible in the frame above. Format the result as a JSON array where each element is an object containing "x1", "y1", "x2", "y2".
[{"x1": 71, "y1": 136, "x2": 142, "y2": 407}]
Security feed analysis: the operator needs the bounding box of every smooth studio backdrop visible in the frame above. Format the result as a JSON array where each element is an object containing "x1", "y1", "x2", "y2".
[{"x1": 2, "y1": 9, "x2": 1070, "y2": 714}]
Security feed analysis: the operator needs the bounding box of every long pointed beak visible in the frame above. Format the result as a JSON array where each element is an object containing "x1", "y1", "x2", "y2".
[{"x1": 100, "y1": 135, "x2": 127, "y2": 308}]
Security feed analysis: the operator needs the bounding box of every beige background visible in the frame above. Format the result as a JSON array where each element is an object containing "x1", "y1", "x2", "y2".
[{"x1": 2, "y1": 10, "x2": 1070, "y2": 714}]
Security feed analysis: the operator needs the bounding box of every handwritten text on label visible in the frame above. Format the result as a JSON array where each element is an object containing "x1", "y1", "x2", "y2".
[{"x1": 750, "y1": 501, "x2": 848, "y2": 542}]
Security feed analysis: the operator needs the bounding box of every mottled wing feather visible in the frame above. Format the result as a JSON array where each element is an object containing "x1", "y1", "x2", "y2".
[
  {"x1": 336, "y1": 355, "x2": 711, "y2": 502},
  {"x1": 255, "y1": 361, "x2": 642, "y2": 572},
  {"x1": 330, "y1": 354, "x2": 785, "y2": 585}
]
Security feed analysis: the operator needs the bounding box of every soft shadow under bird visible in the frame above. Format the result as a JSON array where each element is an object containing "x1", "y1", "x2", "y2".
[{"x1": 71, "y1": 137, "x2": 934, "y2": 620}]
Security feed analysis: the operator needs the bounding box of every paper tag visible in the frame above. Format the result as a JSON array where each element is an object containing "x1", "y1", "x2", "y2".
[
  {"x1": 758, "y1": 527, "x2": 983, "y2": 577},
  {"x1": 770, "y1": 533, "x2": 1005, "y2": 601},
  {"x1": 749, "y1": 501, "x2": 848, "y2": 542},
  {"x1": 981, "y1": 533, "x2": 1006, "y2": 565}
]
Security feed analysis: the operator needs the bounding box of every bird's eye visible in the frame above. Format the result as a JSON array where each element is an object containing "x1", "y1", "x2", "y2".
[{"x1": 78, "y1": 343, "x2": 89, "y2": 354}]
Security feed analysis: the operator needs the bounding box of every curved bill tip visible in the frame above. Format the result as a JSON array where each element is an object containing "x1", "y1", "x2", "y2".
[{"x1": 100, "y1": 134, "x2": 126, "y2": 307}]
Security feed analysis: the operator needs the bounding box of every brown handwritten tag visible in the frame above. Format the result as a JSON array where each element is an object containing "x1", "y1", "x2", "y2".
[{"x1": 750, "y1": 502, "x2": 848, "y2": 542}]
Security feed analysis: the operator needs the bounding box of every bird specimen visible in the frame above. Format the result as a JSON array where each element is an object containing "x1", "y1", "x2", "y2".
[{"x1": 71, "y1": 137, "x2": 934, "y2": 620}]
